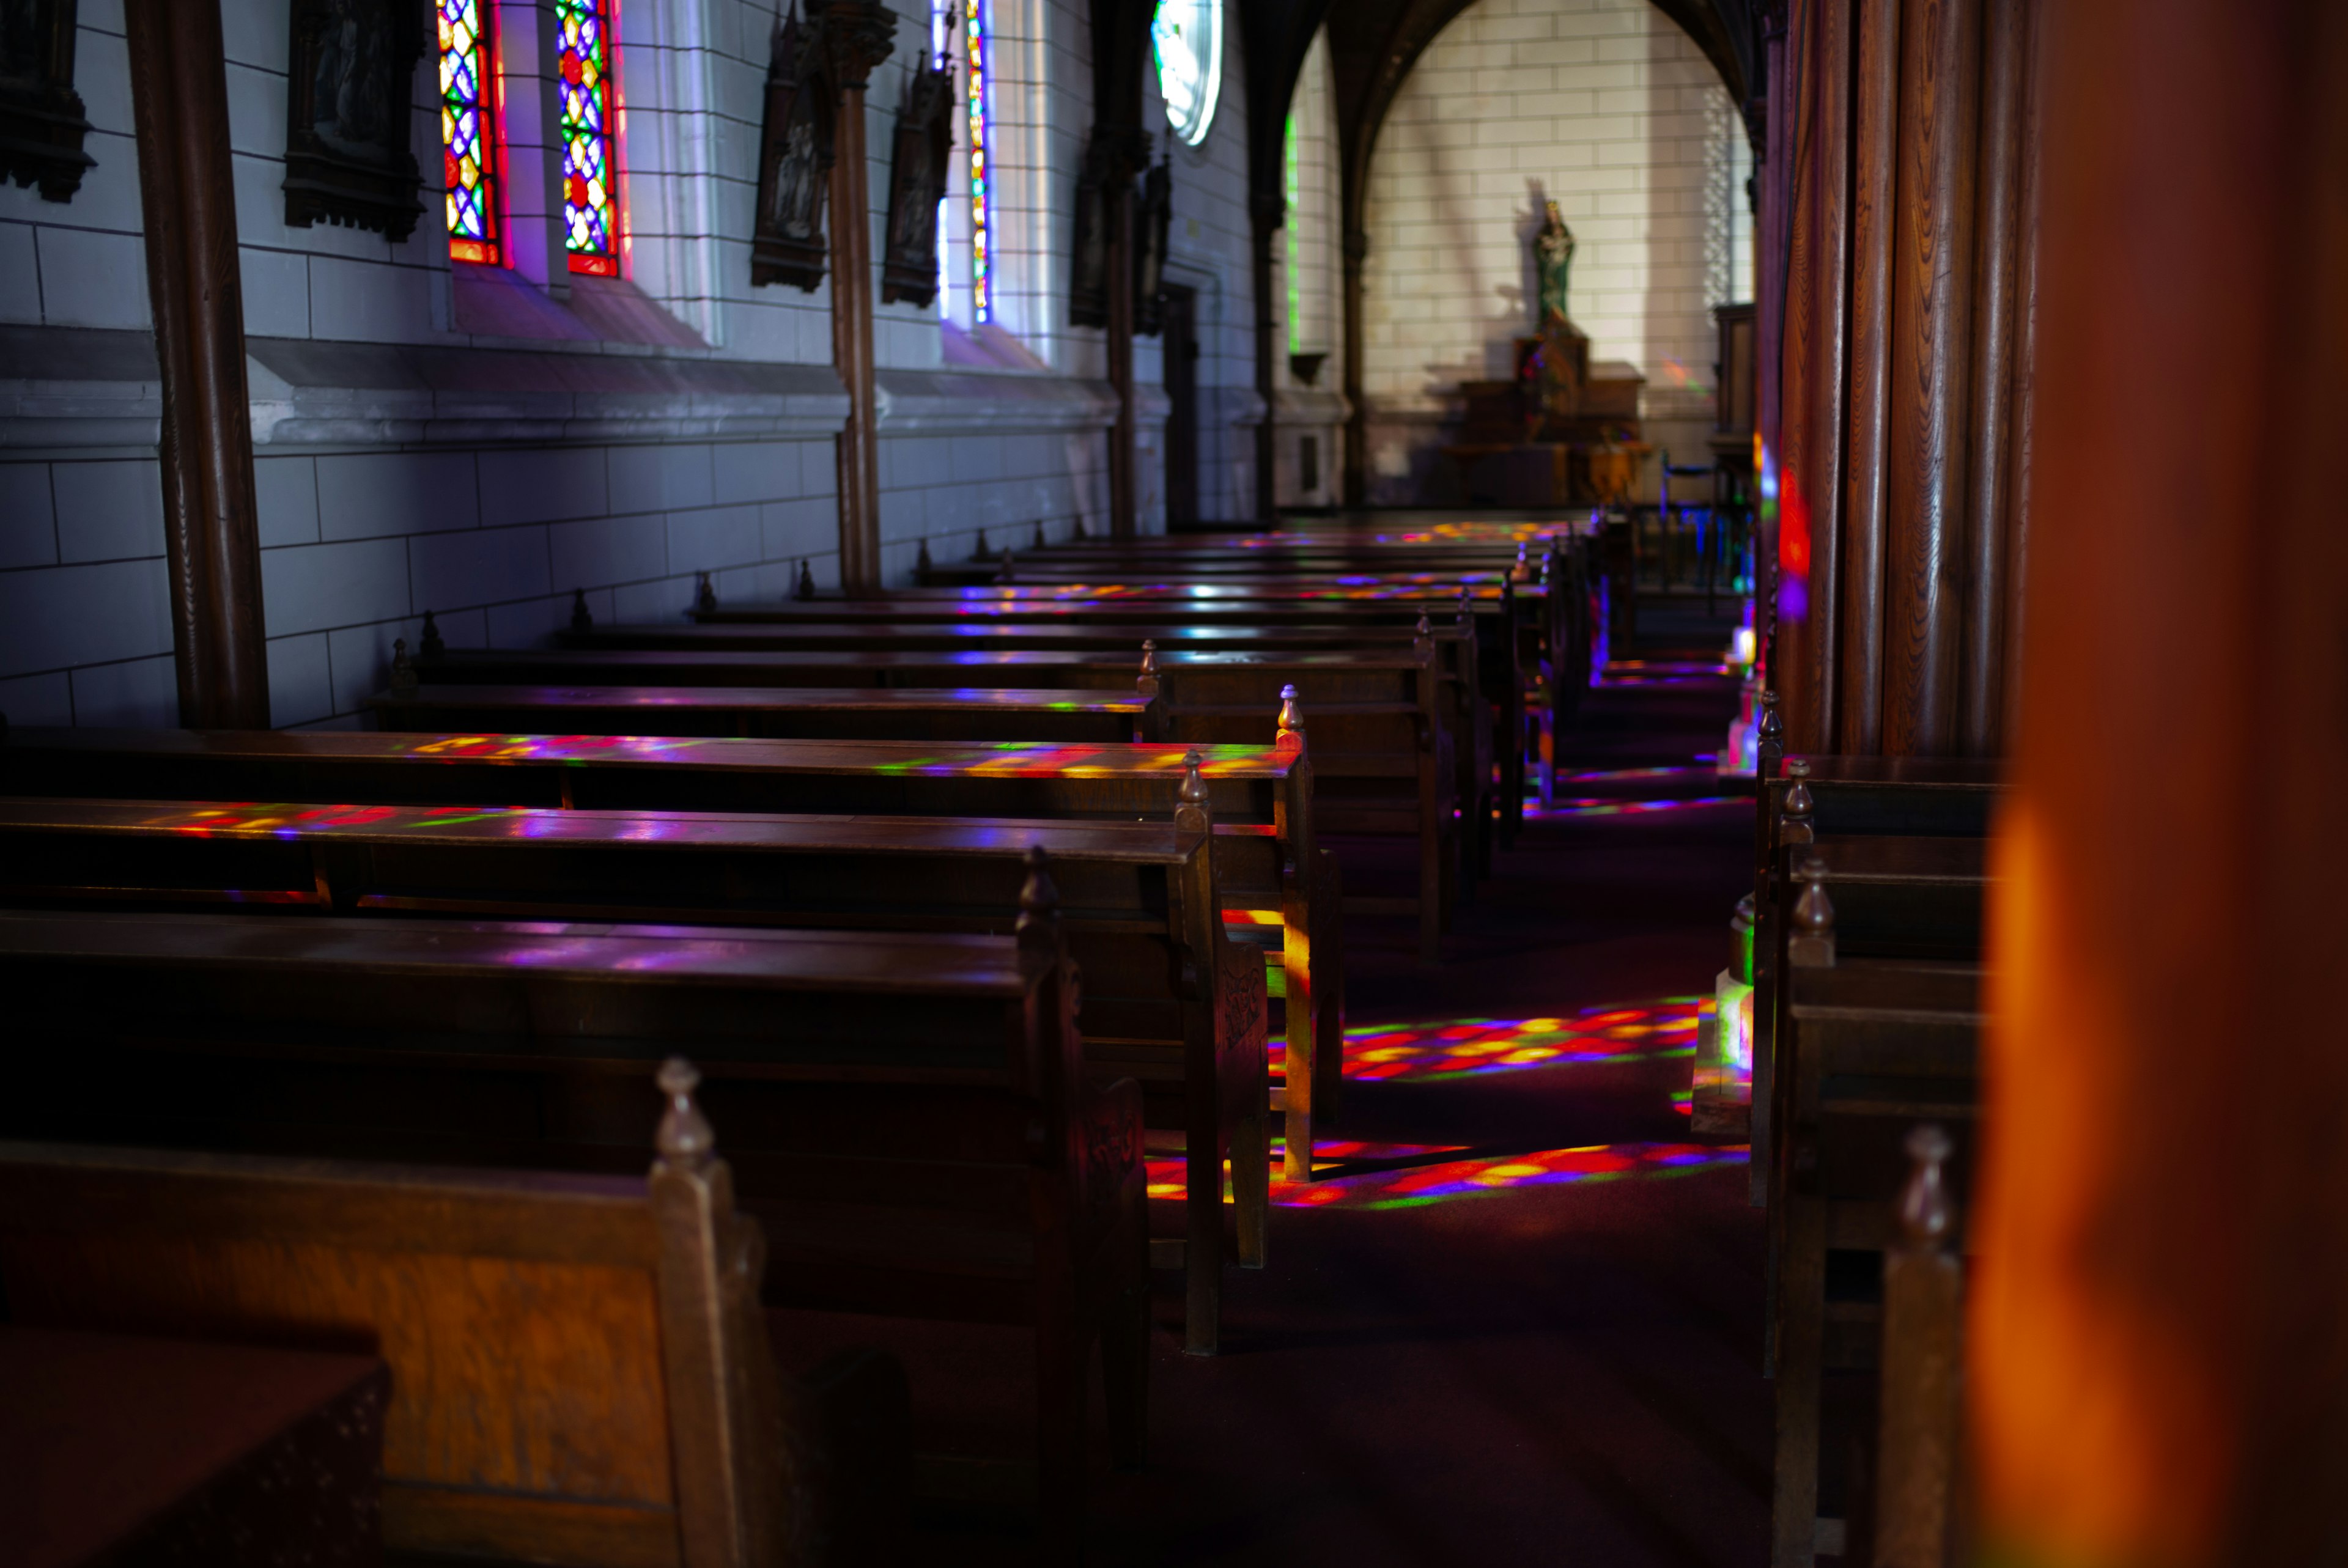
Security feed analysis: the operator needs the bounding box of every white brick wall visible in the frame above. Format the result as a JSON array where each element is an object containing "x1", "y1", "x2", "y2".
[
  {"x1": 0, "y1": 0, "x2": 1264, "y2": 728},
  {"x1": 1358, "y1": 0, "x2": 1752, "y2": 501}
]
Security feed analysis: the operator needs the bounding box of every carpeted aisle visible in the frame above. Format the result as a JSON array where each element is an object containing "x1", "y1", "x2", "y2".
[{"x1": 783, "y1": 604, "x2": 1770, "y2": 1566}]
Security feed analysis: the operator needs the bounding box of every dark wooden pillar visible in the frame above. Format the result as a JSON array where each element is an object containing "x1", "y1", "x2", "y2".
[
  {"x1": 1339, "y1": 226, "x2": 1367, "y2": 508},
  {"x1": 1776, "y1": 0, "x2": 1852, "y2": 756},
  {"x1": 1250, "y1": 192, "x2": 1281, "y2": 526},
  {"x1": 1106, "y1": 173, "x2": 1137, "y2": 538},
  {"x1": 1974, "y1": 1, "x2": 2348, "y2": 1558},
  {"x1": 1770, "y1": 0, "x2": 2032, "y2": 759},
  {"x1": 1755, "y1": 2, "x2": 1790, "y2": 677},
  {"x1": 124, "y1": 0, "x2": 269, "y2": 729},
  {"x1": 822, "y1": 2, "x2": 895, "y2": 595}
]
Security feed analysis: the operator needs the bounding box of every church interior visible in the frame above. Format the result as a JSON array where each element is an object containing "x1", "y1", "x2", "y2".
[{"x1": 0, "y1": 0, "x2": 2339, "y2": 1562}]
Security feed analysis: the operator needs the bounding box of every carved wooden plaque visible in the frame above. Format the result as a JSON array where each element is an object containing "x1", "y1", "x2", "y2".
[
  {"x1": 879, "y1": 54, "x2": 953, "y2": 307},
  {"x1": 0, "y1": 0, "x2": 95, "y2": 201},
  {"x1": 751, "y1": 12, "x2": 832, "y2": 292},
  {"x1": 282, "y1": 0, "x2": 425, "y2": 240}
]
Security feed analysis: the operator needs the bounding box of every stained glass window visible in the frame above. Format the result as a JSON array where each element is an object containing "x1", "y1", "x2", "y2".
[
  {"x1": 965, "y1": 0, "x2": 993, "y2": 322},
  {"x1": 556, "y1": 0, "x2": 621, "y2": 276},
  {"x1": 439, "y1": 0, "x2": 498, "y2": 263},
  {"x1": 1152, "y1": 0, "x2": 1222, "y2": 148}
]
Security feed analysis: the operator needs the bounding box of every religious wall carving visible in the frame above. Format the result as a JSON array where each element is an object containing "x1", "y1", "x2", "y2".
[
  {"x1": 879, "y1": 37, "x2": 955, "y2": 307},
  {"x1": 1132, "y1": 152, "x2": 1172, "y2": 337},
  {"x1": 1069, "y1": 132, "x2": 1113, "y2": 328},
  {"x1": 751, "y1": 10, "x2": 833, "y2": 291},
  {"x1": 0, "y1": 0, "x2": 94, "y2": 201},
  {"x1": 282, "y1": 0, "x2": 425, "y2": 240}
]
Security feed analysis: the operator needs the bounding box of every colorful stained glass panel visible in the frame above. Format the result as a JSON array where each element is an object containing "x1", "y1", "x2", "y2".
[
  {"x1": 965, "y1": 0, "x2": 992, "y2": 321},
  {"x1": 556, "y1": 0, "x2": 620, "y2": 274},
  {"x1": 439, "y1": 0, "x2": 498, "y2": 263}
]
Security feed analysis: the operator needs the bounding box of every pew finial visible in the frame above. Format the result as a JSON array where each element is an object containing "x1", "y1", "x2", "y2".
[
  {"x1": 1137, "y1": 639, "x2": 1160, "y2": 698},
  {"x1": 655, "y1": 1058, "x2": 717, "y2": 1172},
  {"x1": 1515, "y1": 540, "x2": 1529, "y2": 580},
  {"x1": 795, "y1": 559, "x2": 815, "y2": 602},
  {"x1": 1789, "y1": 856, "x2": 1837, "y2": 968},
  {"x1": 1899, "y1": 1124, "x2": 1955, "y2": 1247},
  {"x1": 419, "y1": 609, "x2": 444, "y2": 658},
  {"x1": 696, "y1": 572, "x2": 717, "y2": 615},
  {"x1": 1276, "y1": 683, "x2": 1304, "y2": 753},
  {"x1": 995, "y1": 551, "x2": 1016, "y2": 586},
  {"x1": 570, "y1": 588, "x2": 593, "y2": 631},
  {"x1": 973, "y1": 528, "x2": 989, "y2": 562},
  {"x1": 1782, "y1": 757, "x2": 1816, "y2": 844},
  {"x1": 1033, "y1": 520, "x2": 1046, "y2": 550},
  {"x1": 389, "y1": 638, "x2": 418, "y2": 696},
  {"x1": 1180, "y1": 748, "x2": 1208, "y2": 806},
  {"x1": 1073, "y1": 514, "x2": 1088, "y2": 541},
  {"x1": 1016, "y1": 845, "x2": 1060, "y2": 948},
  {"x1": 917, "y1": 538, "x2": 934, "y2": 576},
  {"x1": 1414, "y1": 613, "x2": 1433, "y2": 661}
]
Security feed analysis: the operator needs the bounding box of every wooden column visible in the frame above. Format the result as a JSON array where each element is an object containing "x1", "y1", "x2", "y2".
[
  {"x1": 1974, "y1": 1, "x2": 2348, "y2": 1559},
  {"x1": 1777, "y1": 0, "x2": 1853, "y2": 756},
  {"x1": 1837, "y1": 0, "x2": 1899, "y2": 756},
  {"x1": 1881, "y1": 0, "x2": 1983, "y2": 755},
  {"x1": 822, "y1": 2, "x2": 895, "y2": 595},
  {"x1": 1770, "y1": 0, "x2": 2037, "y2": 759},
  {"x1": 1251, "y1": 193, "x2": 1281, "y2": 525},
  {"x1": 123, "y1": 0, "x2": 269, "y2": 729},
  {"x1": 1755, "y1": 2, "x2": 1790, "y2": 674},
  {"x1": 1106, "y1": 172, "x2": 1137, "y2": 539},
  {"x1": 1957, "y1": 0, "x2": 2036, "y2": 755},
  {"x1": 1339, "y1": 226, "x2": 1367, "y2": 508}
]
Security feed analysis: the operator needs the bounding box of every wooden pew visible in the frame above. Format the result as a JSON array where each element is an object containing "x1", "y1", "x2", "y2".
[
  {"x1": 0, "y1": 724, "x2": 1343, "y2": 1180},
  {"x1": 375, "y1": 683, "x2": 1160, "y2": 743},
  {"x1": 1870, "y1": 1125, "x2": 1968, "y2": 1568},
  {"x1": 1768, "y1": 874, "x2": 1982, "y2": 1568},
  {"x1": 1750, "y1": 748, "x2": 2003, "y2": 1202},
  {"x1": 682, "y1": 584, "x2": 1549, "y2": 836},
  {"x1": 3, "y1": 1055, "x2": 929, "y2": 1567},
  {"x1": 0, "y1": 899, "x2": 1144, "y2": 1562},
  {"x1": 407, "y1": 641, "x2": 1461, "y2": 963},
  {"x1": 553, "y1": 615, "x2": 1499, "y2": 886},
  {"x1": 0, "y1": 800, "x2": 1260, "y2": 1355},
  {"x1": 0, "y1": 1327, "x2": 388, "y2": 1566}
]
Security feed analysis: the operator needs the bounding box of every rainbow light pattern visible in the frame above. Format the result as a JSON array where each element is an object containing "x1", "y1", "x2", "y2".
[
  {"x1": 438, "y1": 0, "x2": 499, "y2": 262},
  {"x1": 1265, "y1": 1000, "x2": 1704, "y2": 1086},
  {"x1": 1520, "y1": 795, "x2": 1740, "y2": 820},
  {"x1": 1599, "y1": 659, "x2": 1737, "y2": 688},
  {"x1": 387, "y1": 734, "x2": 1287, "y2": 778},
  {"x1": 1145, "y1": 1142, "x2": 1746, "y2": 1211},
  {"x1": 965, "y1": 0, "x2": 992, "y2": 321},
  {"x1": 555, "y1": 0, "x2": 619, "y2": 275}
]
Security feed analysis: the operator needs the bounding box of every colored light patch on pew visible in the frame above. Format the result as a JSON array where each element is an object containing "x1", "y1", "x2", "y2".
[
  {"x1": 1521, "y1": 795, "x2": 1740, "y2": 820},
  {"x1": 1280, "y1": 999, "x2": 1705, "y2": 1084},
  {"x1": 404, "y1": 734, "x2": 721, "y2": 760},
  {"x1": 1557, "y1": 765, "x2": 1713, "y2": 784},
  {"x1": 861, "y1": 743, "x2": 1279, "y2": 778},
  {"x1": 1277, "y1": 1142, "x2": 1747, "y2": 1210},
  {"x1": 147, "y1": 804, "x2": 571, "y2": 841}
]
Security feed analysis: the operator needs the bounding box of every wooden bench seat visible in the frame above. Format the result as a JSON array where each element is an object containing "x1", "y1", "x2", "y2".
[
  {"x1": 374, "y1": 683, "x2": 1159, "y2": 743},
  {"x1": 0, "y1": 901, "x2": 1142, "y2": 1562},
  {"x1": 1771, "y1": 954, "x2": 1982, "y2": 1568},
  {"x1": 556, "y1": 617, "x2": 1501, "y2": 880},
  {"x1": 0, "y1": 801, "x2": 1260, "y2": 1353},
  {"x1": 0, "y1": 1325, "x2": 388, "y2": 1568},
  {"x1": 408, "y1": 642, "x2": 1463, "y2": 963},
  {"x1": 0, "y1": 724, "x2": 1343, "y2": 1179}
]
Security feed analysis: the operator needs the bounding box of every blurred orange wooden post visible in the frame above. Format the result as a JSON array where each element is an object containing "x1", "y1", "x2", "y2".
[{"x1": 1973, "y1": 0, "x2": 2348, "y2": 1562}]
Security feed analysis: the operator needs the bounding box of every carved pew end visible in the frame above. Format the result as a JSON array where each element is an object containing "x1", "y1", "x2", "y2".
[{"x1": 1789, "y1": 856, "x2": 1836, "y2": 968}]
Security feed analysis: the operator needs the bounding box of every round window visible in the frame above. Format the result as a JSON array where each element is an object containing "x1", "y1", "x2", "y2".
[{"x1": 1153, "y1": 0, "x2": 1223, "y2": 147}]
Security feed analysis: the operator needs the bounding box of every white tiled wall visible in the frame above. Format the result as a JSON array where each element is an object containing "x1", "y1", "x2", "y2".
[
  {"x1": 0, "y1": 0, "x2": 1260, "y2": 729},
  {"x1": 1357, "y1": 0, "x2": 1754, "y2": 502}
]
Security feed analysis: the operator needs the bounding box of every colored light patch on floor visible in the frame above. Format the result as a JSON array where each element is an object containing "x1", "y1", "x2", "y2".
[
  {"x1": 1521, "y1": 795, "x2": 1741, "y2": 819},
  {"x1": 1279, "y1": 1142, "x2": 1748, "y2": 1210},
  {"x1": 1278, "y1": 999, "x2": 1705, "y2": 1084},
  {"x1": 1143, "y1": 1139, "x2": 1472, "y2": 1201}
]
